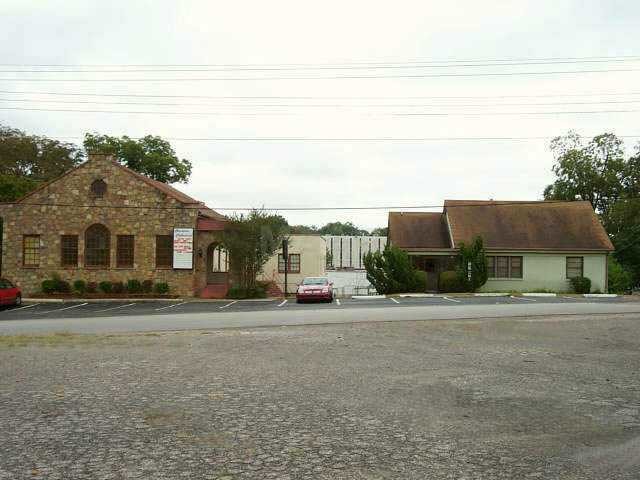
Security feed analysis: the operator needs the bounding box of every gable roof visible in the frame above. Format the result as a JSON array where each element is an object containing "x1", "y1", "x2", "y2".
[
  {"x1": 444, "y1": 200, "x2": 613, "y2": 251},
  {"x1": 14, "y1": 154, "x2": 226, "y2": 221},
  {"x1": 388, "y1": 212, "x2": 452, "y2": 250}
]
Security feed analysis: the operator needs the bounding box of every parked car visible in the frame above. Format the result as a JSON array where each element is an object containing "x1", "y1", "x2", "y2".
[
  {"x1": 0, "y1": 279, "x2": 21, "y2": 307},
  {"x1": 296, "y1": 277, "x2": 333, "y2": 303}
]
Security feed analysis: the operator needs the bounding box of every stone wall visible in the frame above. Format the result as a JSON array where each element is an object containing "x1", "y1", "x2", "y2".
[{"x1": 0, "y1": 154, "x2": 202, "y2": 297}]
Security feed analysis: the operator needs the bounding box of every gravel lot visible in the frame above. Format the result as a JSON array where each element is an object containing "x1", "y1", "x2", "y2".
[{"x1": 1, "y1": 313, "x2": 640, "y2": 479}]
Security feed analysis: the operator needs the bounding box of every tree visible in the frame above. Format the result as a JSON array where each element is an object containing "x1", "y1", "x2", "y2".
[
  {"x1": 0, "y1": 124, "x2": 84, "y2": 201},
  {"x1": 221, "y1": 210, "x2": 289, "y2": 296},
  {"x1": 544, "y1": 131, "x2": 640, "y2": 286},
  {"x1": 363, "y1": 245, "x2": 425, "y2": 294},
  {"x1": 608, "y1": 256, "x2": 634, "y2": 294},
  {"x1": 289, "y1": 224, "x2": 319, "y2": 234},
  {"x1": 370, "y1": 227, "x2": 388, "y2": 236},
  {"x1": 83, "y1": 133, "x2": 192, "y2": 183},
  {"x1": 456, "y1": 236, "x2": 488, "y2": 292},
  {"x1": 318, "y1": 221, "x2": 369, "y2": 236}
]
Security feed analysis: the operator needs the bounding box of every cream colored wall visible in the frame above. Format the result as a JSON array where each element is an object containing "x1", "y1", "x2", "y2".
[
  {"x1": 259, "y1": 235, "x2": 327, "y2": 294},
  {"x1": 479, "y1": 252, "x2": 608, "y2": 293}
]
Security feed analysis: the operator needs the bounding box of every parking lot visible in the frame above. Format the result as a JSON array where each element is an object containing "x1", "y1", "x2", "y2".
[{"x1": 0, "y1": 294, "x2": 635, "y2": 321}]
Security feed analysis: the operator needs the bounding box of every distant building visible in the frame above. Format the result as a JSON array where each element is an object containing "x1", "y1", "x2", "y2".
[
  {"x1": 323, "y1": 235, "x2": 387, "y2": 270},
  {"x1": 259, "y1": 235, "x2": 326, "y2": 294}
]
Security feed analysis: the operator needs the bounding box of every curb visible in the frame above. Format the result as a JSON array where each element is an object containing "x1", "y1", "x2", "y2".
[
  {"x1": 583, "y1": 294, "x2": 618, "y2": 298},
  {"x1": 24, "y1": 298, "x2": 185, "y2": 303},
  {"x1": 352, "y1": 295, "x2": 387, "y2": 300},
  {"x1": 522, "y1": 293, "x2": 557, "y2": 297},
  {"x1": 473, "y1": 293, "x2": 510, "y2": 297}
]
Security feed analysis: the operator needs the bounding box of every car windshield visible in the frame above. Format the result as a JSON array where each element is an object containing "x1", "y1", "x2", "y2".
[{"x1": 302, "y1": 278, "x2": 328, "y2": 286}]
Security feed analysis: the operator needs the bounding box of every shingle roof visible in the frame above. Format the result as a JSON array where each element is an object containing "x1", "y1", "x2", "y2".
[
  {"x1": 444, "y1": 200, "x2": 613, "y2": 251},
  {"x1": 388, "y1": 212, "x2": 452, "y2": 249}
]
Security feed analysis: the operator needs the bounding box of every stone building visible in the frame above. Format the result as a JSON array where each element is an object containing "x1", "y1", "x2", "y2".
[{"x1": 0, "y1": 153, "x2": 230, "y2": 298}]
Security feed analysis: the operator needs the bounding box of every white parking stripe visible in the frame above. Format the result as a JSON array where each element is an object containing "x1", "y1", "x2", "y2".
[
  {"x1": 219, "y1": 300, "x2": 237, "y2": 309},
  {"x1": 11, "y1": 303, "x2": 40, "y2": 311},
  {"x1": 443, "y1": 296, "x2": 461, "y2": 303},
  {"x1": 277, "y1": 299, "x2": 288, "y2": 307},
  {"x1": 335, "y1": 298, "x2": 341, "y2": 306},
  {"x1": 510, "y1": 296, "x2": 536, "y2": 302},
  {"x1": 95, "y1": 303, "x2": 136, "y2": 313},
  {"x1": 38, "y1": 302, "x2": 88, "y2": 314},
  {"x1": 154, "y1": 301, "x2": 188, "y2": 311},
  {"x1": 390, "y1": 298, "x2": 400, "y2": 304}
]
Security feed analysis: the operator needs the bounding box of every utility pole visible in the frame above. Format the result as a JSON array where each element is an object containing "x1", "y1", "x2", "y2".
[{"x1": 282, "y1": 238, "x2": 289, "y2": 297}]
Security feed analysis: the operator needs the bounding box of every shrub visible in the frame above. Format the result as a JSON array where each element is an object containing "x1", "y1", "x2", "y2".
[
  {"x1": 41, "y1": 279, "x2": 56, "y2": 294},
  {"x1": 86, "y1": 282, "x2": 98, "y2": 294},
  {"x1": 227, "y1": 284, "x2": 267, "y2": 299},
  {"x1": 438, "y1": 271, "x2": 465, "y2": 293},
  {"x1": 127, "y1": 279, "x2": 142, "y2": 294},
  {"x1": 570, "y1": 276, "x2": 591, "y2": 294},
  {"x1": 56, "y1": 280, "x2": 71, "y2": 293},
  {"x1": 98, "y1": 281, "x2": 113, "y2": 294},
  {"x1": 608, "y1": 257, "x2": 634, "y2": 294},
  {"x1": 141, "y1": 280, "x2": 153, "y2": 294},
  {"x1": 456, "y1": 236, "x2": 488, "y2": 292},
  {"x1": 363, "y1": 246, "x2": 425, "y2": 294},
  {"x1": 112, "y1": 281, "x2": 125, "y2": 294},
  {"x1": 154, "y1": 282, "x2": 169, "y2": 295},
  {"x1": 73, "y1": 279, "x2": 87, "y2": 294}
]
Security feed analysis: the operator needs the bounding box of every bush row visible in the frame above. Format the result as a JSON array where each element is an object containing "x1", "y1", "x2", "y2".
[{"x1": 41, "y1": 277, "x2": 170, "y2": 295}]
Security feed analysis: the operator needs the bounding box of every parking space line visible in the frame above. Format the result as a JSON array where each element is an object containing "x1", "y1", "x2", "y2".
[
  {"x1": 562, "y1": 296, "x2": 581, "y2": 300},
  {"x1": 390, "y1": 298, "x2": 400, "y2": 304},
  {"x1": 95, "y1": 303, "x2": 136, "y2": 313},
  {"x1": 219, "y1": 300, "x2": 237, "y2": 309},
  {"x1": 335, "y1": 298, "x2": 341, "y2": 306},
  {"x1": 11, "y1": 303, "x2": 40, "y2": 311},
  {"x1": 277, "y1": 299, "x2": 288, "y2": 307},
  {"x1": 38, "y1": 302, "x2": 88, "y2": 314},
  {"x1": 154, "y1": 301, "x2": 188, "y2": 311},
  {"x1": 443, "y1": 296, "x2": 461, "y2": 303},
  {"x1": 510, "y1": 296, "x2": 536, "y2": 302}
]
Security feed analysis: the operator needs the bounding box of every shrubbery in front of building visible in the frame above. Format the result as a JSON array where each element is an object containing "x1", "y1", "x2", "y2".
[
  {"x1": 570, "y1": 276, "x2": 592, "y2": 294},
  {"x1": 127, "y1": 279, "x2": 142, "y2": 293},
  {"x1": 363, "y1": 245, "x2": 426, "y2": 294},
  {"x1": 99, "y1": 281, "x2": 113, "y2": 294},
  {"x1": 142, "y1": 280, "x2": 153, "y2": 294},
  {"x1": 112, "y1": 281, "x2": 125, "y2": 294},
  {"x1": 438, "y1": 271, "x2": 466, "y2": 293},
  {"x1": 73, "y1": 279, "x2": 87, "y2": 294},
  {"x1": 226, "y1": 283, "x2": 267, "y2": 299},
  {"x1": 39, "y1": 276, "x2": 170, "y2": 296},
  {"x1": 153, "y1": 282, "x2": 170, "y2": 295}
]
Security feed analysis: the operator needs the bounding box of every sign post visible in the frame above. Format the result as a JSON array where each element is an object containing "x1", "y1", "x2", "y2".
[{"x1": 282, "y1": 239, "x2": 289, "y2": 297}]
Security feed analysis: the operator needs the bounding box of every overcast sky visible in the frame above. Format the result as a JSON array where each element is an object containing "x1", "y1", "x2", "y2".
[{"x1": 2, "y1": 1, "x2": 640, "y2": 230}]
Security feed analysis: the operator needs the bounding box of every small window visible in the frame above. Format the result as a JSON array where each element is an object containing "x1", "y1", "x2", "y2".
[
  {"x1": 510, "y1": 256, "x2": 523, "y2": 279},
  {"x1": 23, "y1": 235, "x2": 40, "y2": 267},
  {"x1": 116, "y1": 235, "x2": 135, "y2": 268},
  {"x1": 156, "y1": 235, "x2": 173, "y2": 268},
  {"x1": 85, "y1": 224, "x2": 110, "y2": 267},
  {"x1": 566, "y1": 257, "x2": 584, "y2": 278},
  {"x1": 60, "y1": 235, "x2": 78, "y2": 267},
  {"x1": 487, "y1": 256, "x2": 496, "y2": 277},
  {"x1": 278, "y1": 253, "x2": 301, "y2": 273},
  {"x1": 90, "y1": 179, "x2": 107, "y2": 198}
]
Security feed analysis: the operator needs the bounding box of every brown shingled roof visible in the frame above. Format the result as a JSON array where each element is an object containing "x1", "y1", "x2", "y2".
[
  {"x1": 444, "y1": 200, "x2": 613, "y2": 251},
  {"x1": 388, "y1": 212, "x2": 452, "y2": 249}
]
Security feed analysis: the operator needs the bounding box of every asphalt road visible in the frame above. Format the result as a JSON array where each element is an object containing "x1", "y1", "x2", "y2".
[
  {"x1": 2, "y1": 313, "x2": 640, "y2": 479},
  {"x1": 0, "y1": 295, "x2": 639, "y2": 334}
]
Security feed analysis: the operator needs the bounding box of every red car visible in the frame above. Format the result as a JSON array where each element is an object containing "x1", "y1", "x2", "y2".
[
  {"x1": 0, "y1": 278, "x2": 21, "y2": 307},
  {"x1": 296, "y1": 277, "x2": 334, "y2": 303}
]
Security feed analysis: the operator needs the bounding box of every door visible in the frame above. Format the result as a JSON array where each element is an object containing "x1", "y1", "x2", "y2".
[
  {"x1": 424, "y1": 260, "x2": 439, "y2": 292},
  {"x1": 206, "y1": 243, "x2": 229, "y2": 284}
]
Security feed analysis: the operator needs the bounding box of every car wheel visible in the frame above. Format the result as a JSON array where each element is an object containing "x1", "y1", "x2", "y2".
[{"x1": 14, "y1": 294, "x2": 22, "y2": 307}]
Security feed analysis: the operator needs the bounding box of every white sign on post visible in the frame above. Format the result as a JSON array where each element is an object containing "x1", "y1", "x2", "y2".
[{"x1": 173, "y1": 228, "x2": 194, "y2": 269}]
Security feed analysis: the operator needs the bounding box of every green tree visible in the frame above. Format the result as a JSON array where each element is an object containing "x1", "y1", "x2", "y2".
[
  {"x1": 289, "y1": 224, "x2": 319, "y2": 234},
  {"x1": 318, "y1": 221, "x2": 369, "y2": 236},
  {"x1": 83, "y1": 133, "x2": 192, "y2": 183},
  {"x1": 0, "y1": 124, "x2": 84, "y2": 201},
  {"x1": 221, "y1": 210, "x2": 289, "y2": 296},
  {"x1": 544, "y1": 131, "x2": 640, "y2": 286},
  {"x1": 608, "y1": 256, "x2": 634, "y2": 294},
  {"x1": 370, "y1": 227, "x2": 388, "y2": 236},
  {"x1": 456, "y1": 236, "x2": 488, "y2": 292},
  {"x1": 363, "y1": 245, "x2": 425, "y2": 294}
]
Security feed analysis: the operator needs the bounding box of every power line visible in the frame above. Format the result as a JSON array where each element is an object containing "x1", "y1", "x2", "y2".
[
  {"x1": 1, "y1": 199, "x2": 619, "y2": 211},
  {"x1": 2, "y1": 54, "x2": 639, "y2": 67},
  {"x1": 36, "y1": 135, "x2": 640, "y2": 142},
  {"x1": 5, "y1": 97, "x2": 640, "y2": 108},
  {"x1": 2, "y1": 68, "x2": 640, "y2": 81},
  {"x1": 5, "y1": 58, "x2": 640, "y2": 73},
  {"x1": 3, "y1": 89, "x2": 640, "y2": 100},
  {"x1": 3, "y1": 106, "x2": 640, "y2": 116}
]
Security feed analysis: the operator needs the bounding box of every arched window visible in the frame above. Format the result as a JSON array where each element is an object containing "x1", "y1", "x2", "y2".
[
  {"x1": 85, "y1": 224, "x2": 110, "y2": 267},
  {"x1": 90, "y1": 179, "x2": 107, "y2": 198}
]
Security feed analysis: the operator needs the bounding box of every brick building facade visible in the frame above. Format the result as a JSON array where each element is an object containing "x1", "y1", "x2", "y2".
[{"x1": 0, "y1": 154, "x2": 229, "y2": 298}]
